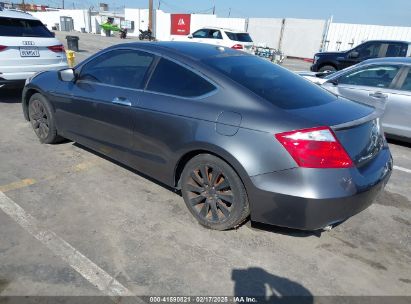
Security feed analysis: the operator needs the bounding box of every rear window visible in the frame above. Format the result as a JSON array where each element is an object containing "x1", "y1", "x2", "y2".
[
  {"x1": 225, "y1": 32, "x2": 253, "y2": 42},
  {"x1": 0, "y1": 17, "x2": 53, "y2": 37},
  {"x1": 204, "y1": 55, "x2": 335, "y2": 109}
]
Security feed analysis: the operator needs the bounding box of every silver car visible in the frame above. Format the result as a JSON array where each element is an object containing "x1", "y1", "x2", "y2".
[{"x1": 307, "y1": 57, "x2": 411, "y2": 142}]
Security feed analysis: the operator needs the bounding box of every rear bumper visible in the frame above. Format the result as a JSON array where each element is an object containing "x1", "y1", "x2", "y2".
[
  {"x1": 0, "y1": 78, "x2": 25, "y2": 88},
  {"x1": 247, "y1": 148, "x2": 393, "y2": 230},
  {"x1": 0, "y1": 62, "x2": 68, "y2": 81}
]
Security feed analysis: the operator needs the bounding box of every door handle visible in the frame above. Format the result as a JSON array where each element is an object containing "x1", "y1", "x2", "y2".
[
  {"x1": 112, "y1": 97, "x2": 131, "y2": 106},
  {"x1": 369, "y1": 92, "x2": 388, "y2": 99}
]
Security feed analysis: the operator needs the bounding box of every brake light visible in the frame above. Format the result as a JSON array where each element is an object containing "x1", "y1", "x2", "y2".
[
  {"x1": 0, "y1": 45, "x2": 7, "y2": 52},
  {"x1": 231, "y1": 44, "x2": 243, "y2": 50},
  {"x1": 48, "y1": 45, "x2": 65, "y2": 52},
  {"x1": 275, "y1": 126, "x2": 353, "y2": 168}
]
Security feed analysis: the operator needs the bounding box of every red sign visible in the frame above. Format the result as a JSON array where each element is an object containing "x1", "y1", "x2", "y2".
[{"x1": 171, "y1": 14, "x2": 191, "y2": 35}]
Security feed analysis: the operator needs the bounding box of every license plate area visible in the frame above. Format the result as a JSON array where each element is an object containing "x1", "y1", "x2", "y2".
[{"x1": 19, "y1": 47, "x2": 40, "y2": 57}]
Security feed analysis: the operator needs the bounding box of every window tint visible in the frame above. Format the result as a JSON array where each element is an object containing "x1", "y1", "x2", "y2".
[
  {"x1": 209, "y1": 29, "x2": 222, "y2": 39},
  {"x1": 225, "y1": 32, "x2": 253, "y2": 42},
  {"x1": 339, "y1": 65, "x2": 399, "y2": 88},
  {"x1": 204, "y1": 55, "x2": 335, "y2": 109},
  {"x1": 356, "y1": 42, "x2": 381, "y2": 59},
  {"x1": 400, "y1": 70, "x2": 411, "y2": 91},
  {"x1": 79, "y1": 49, "x2": 154, "y2": 89},
  {"x1": 386, "y1": 43, "x2": 407, "y2": 57},
  {"x1": 0, "y1": 17, "x2": 53, "y2": 37},
  {"x1": 147, "y1": 58, "x2": 216, "y2": 97},
  {"x1": 192, "y1": 29, "x2": 208, "y2": 38}
]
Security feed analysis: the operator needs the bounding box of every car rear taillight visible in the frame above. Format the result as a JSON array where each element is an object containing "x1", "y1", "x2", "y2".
[
  {"x1": 231, "y1": 44, "x2": 243, "y2": 50},
  {"x1": 48, "y1": 45, "x2": 65, "y2": 52},
  {"x1": 0, "y1": 45, "x2": 7, "y2": 52},
  {"x1": 275, "y1": 126, "x2": 353, "y2": 169}
]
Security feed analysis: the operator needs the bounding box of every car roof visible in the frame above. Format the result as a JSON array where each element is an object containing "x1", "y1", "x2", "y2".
[
  {"x1": 359, "y1": 57, "x2": 411, "y2": 66},
  {"x1": 0, "y1": 9, "x2": 38, "y2": 20},
  {"x1": 113, "y1": 41, "x2": 250, "y2": 61},
  {"x1": 365, "y1": 40, "x2": 411, "y2": 44},
  {"x1": 197, "y1": 26, "x2": 247, "y2": 33}
]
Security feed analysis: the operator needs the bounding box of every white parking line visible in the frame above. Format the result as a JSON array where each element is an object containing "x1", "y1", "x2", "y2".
[
  {"x1": 394, "y1": 165, "x2": 411, "y2": 174},
  {"x1": 0, "y1": 191, "x2": 133, "y2": 297}
]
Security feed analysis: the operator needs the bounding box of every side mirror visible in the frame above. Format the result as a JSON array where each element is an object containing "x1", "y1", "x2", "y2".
[
  {"x1": 188, "y1": 34, "x2": 193, "y2": 39},
  {"x1": 59, "y1": 68, "x2": 76, "y2": 82},
  {"x1": 349, "y1": 51, "x2": 359, "y2": 59},
  {"x1": 329, "y1": 78, "x2": 339, "y2": 86}
]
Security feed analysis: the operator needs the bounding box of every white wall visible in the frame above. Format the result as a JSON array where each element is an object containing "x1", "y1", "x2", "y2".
[
  {"x1": 248, "y1": 18, "x2": 283, "y2": 48},
  {"x1": 31, "y1": 9, "x2": 91, "y2": 32},
  {"x1": 124, "y1": 8, "x2": 150, "y2": 37},
  {"x1": 326, "y1": 23, "x2": 411, "y2": 52},
  {"x1": 281, "y1": 18, "x2": 326, "y2": 58}
]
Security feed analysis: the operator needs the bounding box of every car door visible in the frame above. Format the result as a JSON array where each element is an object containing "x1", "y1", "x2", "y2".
[
  {"x1": 323, "y1": 64, "x2": 402, "y2": 109},
  {"x1": 54, "y1": 48, "x2": 155, "y2": 164},
  {"x1": 190, "y1": 28, "x2": 210, "y2": 44},
  {"x1": 129, "y1": 57, "x2": 218, "y2": 185},
  {"x1": 207, "y1": 29, "x2": 223, "y2": 46},
  {"x1": 340, "y1": 42, "x2": 384, "y2": 69},
  {"x1": 382, "y1": 67, "x2": 411, "y2": 138}
]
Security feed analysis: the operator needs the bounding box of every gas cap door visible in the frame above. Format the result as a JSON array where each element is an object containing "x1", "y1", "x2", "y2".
[{"x1": 215, "y1": 111, "x2": 242, "y2": 136}]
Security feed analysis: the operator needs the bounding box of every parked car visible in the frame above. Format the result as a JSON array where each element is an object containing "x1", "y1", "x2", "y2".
[
  {"x1": 22, "y1": 42, "x2": 392, "y2": 231},
  {"x1": 183, "y1": 27, "x2": 254, "y2": 53},
  {"x1": 311, "y1": 40, "x2": 411, "y2": 73},
  {"x1": 305, "y1": 57, "x2": 411, "y2": 142},
  {"x1": 0, "y1": 8, "x2": 68, "y2": 89}
]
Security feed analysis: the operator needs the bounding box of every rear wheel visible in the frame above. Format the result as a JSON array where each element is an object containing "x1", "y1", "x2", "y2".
[
  {"x1": 318, "y1": 65, "x2": 337, "y2": 73},
  {"x1": 181, "y1": 154, "x2": 250, "y2": 230},
  {"x1": 28, "y1": 93, "x2": 63, "y2": 144}
]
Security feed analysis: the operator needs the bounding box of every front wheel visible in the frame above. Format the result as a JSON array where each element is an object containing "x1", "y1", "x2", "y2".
[
  {"x1": 318, "y1": 65, "x2": 337, "y2": 73},
  {"x1": 28, "y1": 93, "x2": 63, "y2": 144},
  {"x1": 181, "y1": 154, "x2": 250, "y2": 230}
]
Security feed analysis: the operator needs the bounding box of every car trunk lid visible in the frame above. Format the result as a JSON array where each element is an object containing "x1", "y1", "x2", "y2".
[{"x1": 287, "y1": 97, "x2": 385, "y2": 166}]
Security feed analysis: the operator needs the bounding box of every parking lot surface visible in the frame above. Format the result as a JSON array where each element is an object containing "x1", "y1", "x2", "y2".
[{"x1": 0, "y1": 33, "x2": 410, "y2": 299}]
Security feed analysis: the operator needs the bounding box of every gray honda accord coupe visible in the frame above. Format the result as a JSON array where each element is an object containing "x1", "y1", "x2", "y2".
[{"x1": 22, "y1": 42, "x2": 393, "y2": 231}]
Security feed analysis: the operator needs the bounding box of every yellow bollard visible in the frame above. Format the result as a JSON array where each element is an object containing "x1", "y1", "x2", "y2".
[{"x1": 66, "y1": 50, "x2": 75, "y2": 67}]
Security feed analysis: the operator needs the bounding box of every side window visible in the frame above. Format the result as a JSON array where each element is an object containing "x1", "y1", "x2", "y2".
[
  {"x1": 146, "y1": 58, "x2": 216, "y2": 97},
  {"x1": 386, "y1": 43, "x2": 407, "y2": 57},
  {"x1": 79, "y1": 49, "x2": 154, "y2": 89},
  {"x1": 339, "y1": 65, "x2": 400, "y2": 88},
  {"x1": 192, "y1": 29, "x2": 209, "y2": 38},
  {"x1": 400, "y1": 70, "x2": 411, "y2": 92},
  {"x1": 209, "y1": 29, "x2": 222, "y2": 39},
  {"x1": 356, "y1": 43, "x2": 381, "y2": 59}
]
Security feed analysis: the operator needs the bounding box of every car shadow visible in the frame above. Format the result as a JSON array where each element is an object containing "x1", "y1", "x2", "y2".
[
  {"x1": 232, "y1": 267, "x2": 313, "y2": 303},
  {"x1": 0, "y1": 88, "x2": 23, "y2": 103},
  {"x1": 387, "y1": 138, "x2": 411, "y2": 148},
  {"x1": 247, "y1": 221, "x2": 323, "y2": 238}
]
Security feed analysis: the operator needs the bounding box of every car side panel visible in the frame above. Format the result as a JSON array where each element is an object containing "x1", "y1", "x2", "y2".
[{"x1": 383, "y1": 90, "x2": 411, "y2": 138}]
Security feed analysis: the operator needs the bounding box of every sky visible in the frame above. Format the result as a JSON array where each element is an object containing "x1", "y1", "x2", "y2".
[{"x1": 35, "y1": 0, "x2": 411, "y2": 27}]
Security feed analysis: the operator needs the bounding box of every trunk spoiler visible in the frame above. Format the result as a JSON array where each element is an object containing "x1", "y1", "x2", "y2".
[{"x1": 331, "y1": 107, "x2": 384, "y2": 131}]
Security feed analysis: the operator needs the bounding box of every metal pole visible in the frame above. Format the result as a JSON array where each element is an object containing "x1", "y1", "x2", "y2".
[
  {"x1": 148, "y1": 0, "x2": 153, "y2": 31},
  {"x1": 62, "y1": 0, "x2": 64, "y2": 9}
]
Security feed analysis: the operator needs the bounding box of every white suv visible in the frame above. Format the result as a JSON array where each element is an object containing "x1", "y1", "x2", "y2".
[
  {"x1": 0, "y1": 9, "x2": 68, "y2": 88},
  {"x1": 184, "y1": 27, "x2": 254, "y2": 53}
]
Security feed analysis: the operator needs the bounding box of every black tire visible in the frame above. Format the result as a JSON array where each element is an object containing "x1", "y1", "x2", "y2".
[
  {"x1": 139, "y1": 34, "x2": 144, "y2": 40},
  {"x1": 181, "y1": 154, "x2": 250, "y2": 230},
  {"x1": 318, "y1": 65, "x2": 337, "y2": 73},
  {"x1": 28, "y1": 93, "x2": 63, "y2": 144}
]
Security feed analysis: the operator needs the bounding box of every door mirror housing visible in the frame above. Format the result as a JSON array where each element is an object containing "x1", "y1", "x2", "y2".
[
  {"x1": 59, "y1": 68, "x2": 76, "y2": 82},
  {"x1": 188, "y1": 34, "x2": 193, "y2": 39},
  {"x1": 327, "y1": 78, "x2": 339, "y2": 86},
  {"x1": 349, "y1": 51, "x2": 359, "y2": 59}
]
